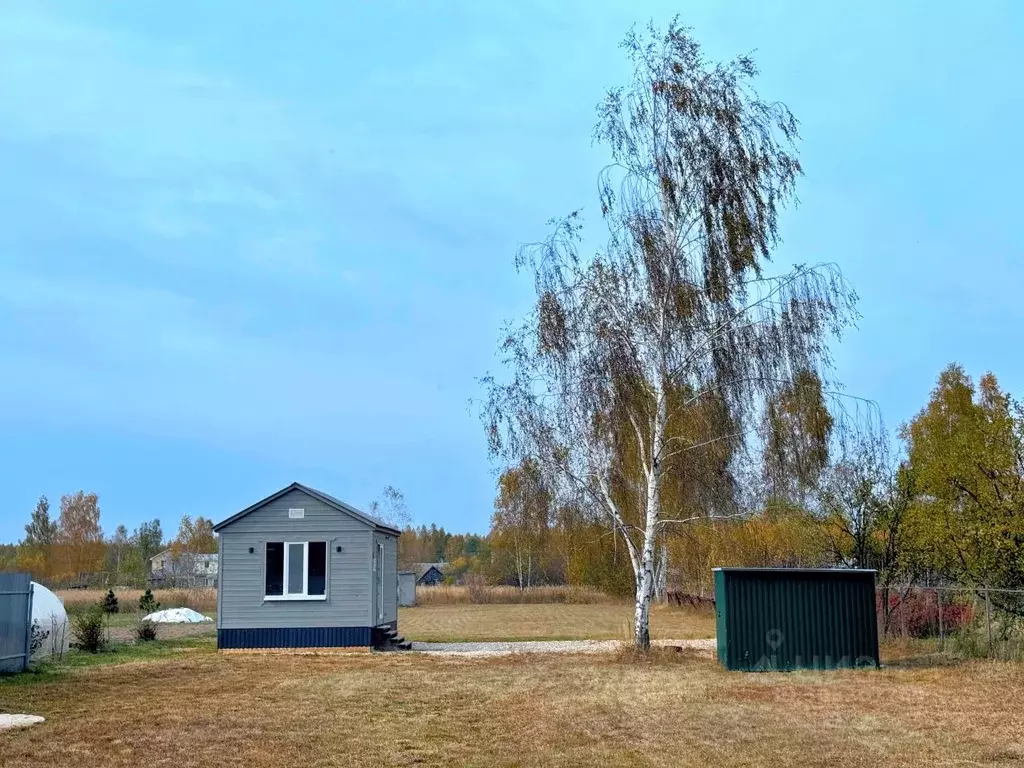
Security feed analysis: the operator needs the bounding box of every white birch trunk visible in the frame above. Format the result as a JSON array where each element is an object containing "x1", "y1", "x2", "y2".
[
  {"x1": 654, "y1": 541, "x2": 668, "y2": 602},
  {"x1": 634, "y1": 521, "x2": 657, "y2": 650},
  {"x1": 633, "y1": 382, "x2": 665, "y2": 650},
  {"x1": 514, "y1": 533, "x2": 524, "y2": 590}
]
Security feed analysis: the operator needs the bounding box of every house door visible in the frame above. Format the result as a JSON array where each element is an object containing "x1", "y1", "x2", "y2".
[{"x1": 375, "y1": 541, "x2": 385, "y2": 624}]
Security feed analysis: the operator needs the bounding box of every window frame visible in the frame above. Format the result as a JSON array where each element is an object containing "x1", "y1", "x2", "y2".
[{"x1": 264, "y1": 540, "x2": 328, "y2": 601}]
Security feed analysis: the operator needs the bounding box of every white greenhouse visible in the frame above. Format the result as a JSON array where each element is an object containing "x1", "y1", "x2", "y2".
[{"x1": 29, "y1": 582, "x2": 70, "y2": 661}]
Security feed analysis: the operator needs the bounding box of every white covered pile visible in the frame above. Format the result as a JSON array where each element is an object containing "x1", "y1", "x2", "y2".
[
  {"x1": 141, "y1": 608, "x2": 213, "y2": 624},
  {"x1": 0, "y1": 714, "x2": 45, "y2": 731}
]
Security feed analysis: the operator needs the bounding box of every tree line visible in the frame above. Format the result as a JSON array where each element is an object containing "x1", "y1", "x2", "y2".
[
  {"x1": 4, "y1": 359, "x2": 1018, "y2": 623},
  {"x1": 473, "y1": 362, "x2": 1024, "y2": 622},
  {"x1": 1, "y1": 492, "x2": 217, "y2": 587}
]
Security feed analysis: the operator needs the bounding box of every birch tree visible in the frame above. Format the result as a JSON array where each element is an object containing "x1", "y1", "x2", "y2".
[
  {"x1": 762, "y1": 370, "x2": 834, "y2": 505},
  {"x1": 54, "y1": 491, "x2": 104, "y2": 582},
  {"x1": 492, "y1": 460, "x2": 552, "y2": 589},
  {"x1": 107, "y1": 524, "x2": 131, "y2": 577},
  {"x1": 483, "y1": 21, "x2": 860, "y2": 649},
  {"x1": 369, "y1": 486, "x2": 413, "y2": 529},
  {"x1": 170, "y1": 514, "x2": 217, "y2": 586}
]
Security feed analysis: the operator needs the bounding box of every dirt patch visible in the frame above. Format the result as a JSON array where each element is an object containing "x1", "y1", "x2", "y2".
[{"x1": 108, "y1": 622, "x2": 216, "y2": 644}]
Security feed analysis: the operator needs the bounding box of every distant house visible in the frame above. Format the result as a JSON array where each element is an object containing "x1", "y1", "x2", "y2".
[
  {"x1": 414, "y1": 563, "x2": 446, "y2": 586},
  {"x1": 149, "y1": 550, "x2": 219, "y2": 588}
]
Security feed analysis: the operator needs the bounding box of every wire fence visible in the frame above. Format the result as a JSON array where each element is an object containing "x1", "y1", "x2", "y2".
[
  {"x1": 875, "y1": 583, "x2": 1024, "y2": 660},
  {"x1": 667, "y1": 580, "x2": 1024, "y2": 660}
]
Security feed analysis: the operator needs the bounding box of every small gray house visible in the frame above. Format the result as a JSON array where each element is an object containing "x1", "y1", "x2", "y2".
[
  {"x1": 414, "y1": 562, "x2": 446, "y2": 586},
  {"x1": 213, "y1": 482, "x2": 401, "y2": 650}
]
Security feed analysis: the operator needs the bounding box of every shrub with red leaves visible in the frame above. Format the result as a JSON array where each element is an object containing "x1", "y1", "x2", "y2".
[{"x1": 876, "y1": 589, "x2": 974, "y2": 638}]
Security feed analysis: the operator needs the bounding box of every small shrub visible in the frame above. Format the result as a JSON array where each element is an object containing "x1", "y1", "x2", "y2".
[
  {"x1": 71, "y1": 608, "x2": 107, "y2": 653},
  {"x1": 464, "y1": 574, "x2": 489, "y2": 604},
  {"x1": 101, "y1": 589, "x2": 120, "y2": 614},
  {"x1": 136, "y1": 619, "x2": 158, "y2": 642},
  {"x1": 951, "y1": 614, "x2": 1024, "y2": 661},
  {"x1": 29, "y1": 620, "x2": 51, "y2": 656},
  {"x1": 877, "y1": 589, "x2": 974, "y2": 638},
  {"x1": 139, "y1": 588, "x2": 161, "y2": 614}
]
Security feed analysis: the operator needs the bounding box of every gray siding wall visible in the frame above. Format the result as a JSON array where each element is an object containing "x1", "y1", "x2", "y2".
[
  {"x1": 373, "y1": 531, "x2": 398, "y2": 624},
  {"x1": 219, "y1": 489, "x2": 373, "y2": 629}
]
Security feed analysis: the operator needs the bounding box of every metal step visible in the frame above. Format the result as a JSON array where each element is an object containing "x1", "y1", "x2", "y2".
[{"x1": 372, "y1": 625, "x2": 412, "y2": 651}]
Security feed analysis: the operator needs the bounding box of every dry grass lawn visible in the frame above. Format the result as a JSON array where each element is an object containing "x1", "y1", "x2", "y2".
[
  {"x1": 415, "y1": 584, "x2": 611, "y2": 604},
  {"x1": 399, "y1": 603, "x2": 716, "y2": 642},
  {"x1": 57, "y1": 588, "x2": 218, "y2": 615},
  {"x1": 6, "y1": 602, "x2": 1021, "y2": 766},
  {"x1": 3, "y1": 645, "x2": 1023, "y2": 767}
]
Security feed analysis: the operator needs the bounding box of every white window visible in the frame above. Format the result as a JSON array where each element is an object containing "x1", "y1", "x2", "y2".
[{"x1": 264, "y1": 541, "x2": 327, "y2": 600}]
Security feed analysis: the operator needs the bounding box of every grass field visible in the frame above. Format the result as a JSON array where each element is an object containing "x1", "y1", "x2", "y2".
[
  {"x1": 5, "y1": 603, "x2": 1022, "y2": 767},
  {"x1": 414, "y1": 584, "x2": 613, "y2": 605},
  {"x1": 3, "y1": 640, "x2": 1022, "y2": 767},
  {"x1": 92, "y1": 611, "x2": 216, "y2": 643},
  {"x1": 56, "y1": 588, "x2": 218, "y2": 615},
  {"x1": 399, "y1": 603, "x2": 716, "y2": 642}
]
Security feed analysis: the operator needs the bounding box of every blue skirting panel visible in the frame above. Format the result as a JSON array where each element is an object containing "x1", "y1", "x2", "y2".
[{"x1": 218, "y1": 626, "x2": 372, "y2": 649}]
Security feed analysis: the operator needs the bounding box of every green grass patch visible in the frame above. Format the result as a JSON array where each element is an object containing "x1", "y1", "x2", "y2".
[{"x1": 1, "y1": 635, "x2": 217, "y2": 687}]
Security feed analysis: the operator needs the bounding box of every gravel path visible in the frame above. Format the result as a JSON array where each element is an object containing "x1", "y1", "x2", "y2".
[{"x1": 410, "y1": 638, "x2": 715, "y2": 657}]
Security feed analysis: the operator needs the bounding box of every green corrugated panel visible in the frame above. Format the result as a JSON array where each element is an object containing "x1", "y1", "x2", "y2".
[
  {"x1": 713, "y1": 568, "x2": 880, "y2": 672},
  {"x1": 714, "y1": 569, "x2": 728, "y2": 664}
]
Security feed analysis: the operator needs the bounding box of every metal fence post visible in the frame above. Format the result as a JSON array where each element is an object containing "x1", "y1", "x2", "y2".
[
  {"x1": 937, "y1": 587, "x2": 944, "y2": 652},
  {"x1": 23, "y1": 581, "x2": 34, "y2": 672},
  {"x1": 985, "y1": 587, "x2": 993, "y2": 658}
]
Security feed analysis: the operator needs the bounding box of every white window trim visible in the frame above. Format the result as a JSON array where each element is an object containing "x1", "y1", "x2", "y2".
[
  {"x1": 264, "y1": 541, "x2": 328, "y2": 601},
  {"x1": 377, "y1": 541, "x2": 385, "y2": 623}
]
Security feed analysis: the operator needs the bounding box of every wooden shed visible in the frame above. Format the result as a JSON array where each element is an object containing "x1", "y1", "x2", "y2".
[{"x1": 213, "y1": 482, "x2": 403, "y2": 650}]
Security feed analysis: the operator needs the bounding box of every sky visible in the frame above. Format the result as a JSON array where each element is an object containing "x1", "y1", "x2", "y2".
[{"x1": 0, "y1": 1, "x2": 1021, "y2": 543}]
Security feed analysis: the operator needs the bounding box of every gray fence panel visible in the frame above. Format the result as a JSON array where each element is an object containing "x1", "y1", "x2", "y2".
[{"x1": 0, "y1": 572, "x2": 33, "y2": 674}]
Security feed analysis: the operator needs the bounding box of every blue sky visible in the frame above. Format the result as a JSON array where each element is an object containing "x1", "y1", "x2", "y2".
[{"x1": 1, "y1": 1, "x2": 1021, "y2": 543}]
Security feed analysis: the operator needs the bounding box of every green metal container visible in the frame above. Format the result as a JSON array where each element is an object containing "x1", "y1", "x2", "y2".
[{"x1": 714, "y1": 567, "x2": 880, "y2": 671}]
